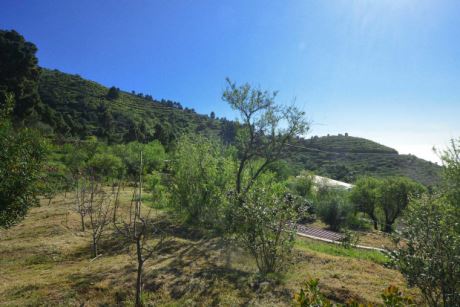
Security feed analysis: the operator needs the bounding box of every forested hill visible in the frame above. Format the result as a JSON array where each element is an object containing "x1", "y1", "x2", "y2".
[
  {"x1": 35, "y1": 68, "x2": 441, "y2": 186},
  {"x1": 36, "y1": 68, "x2": 231, "y2": 145}
]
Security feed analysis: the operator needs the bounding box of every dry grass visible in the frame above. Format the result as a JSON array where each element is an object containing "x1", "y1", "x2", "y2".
[{"x1": 0, "y1": 191, "x2": 419, "y2": 306}]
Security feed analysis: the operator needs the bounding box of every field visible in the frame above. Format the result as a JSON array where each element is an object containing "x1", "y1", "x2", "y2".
[{"x1": 0, "y1": 191, "x2": 419, "y2": 306}]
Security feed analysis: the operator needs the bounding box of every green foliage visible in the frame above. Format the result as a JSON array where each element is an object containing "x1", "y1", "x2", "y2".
[
  {"x1": 439, "y1": 138, "x2": 460, "y2": 205},
  {"x1": 377, "y1": 177, "x2": 424, "y2": 232},
  {"x1": 112, "y1": 141, "x2": 165, "y2": 179},
  {"x1": 316, "y1": 189, "x2": 355, "y2": 232},
  {"x1": 27, "y1": 63, "x2": 441, "y2": 186},
  {"x1": 350, "y1": 177, "x2": 381, "y2": 230},
  {"x1": 0, "y1": 120, "x2": 47, "y2": 228},
  {"x1": 39, "y1": 162, "x2": 71, "y2": 204},
  {"x1": 390, "y1": 194, "x2": 460, "y2": 306},
  {"x1": 87, "y1": 153, "x2": 123, "y2": 180},
  {"x1": 287, "y1": 171, "x2": 315, "y2": 199},
  {"x1": 36, "y1": 69, "x2": 220, "y2": 145},
  {"x1": 295, "y1": 239, "x2": 388, "y2": 265},
  {"x1": 106, "y1": 86, "x2": 120, "y2": 100},
  {"x1": 0, "y1": 30, "x2": 41, "y2": 118},
  {"x1": 293, "y1": 278, "x2": 333, "y2": 307},
  {"x1": 230, "y1": 173, "x2": 301, "y2": 275},
  {"x1": 222, "y1": 78, "x2": 309, "y2": 195},
  {"x1": 350, "y1": 176, "x2": 424, "y2": 233},
  {"x1": 380, "y1": 285, "x2": 415, "y2": 307},
  {"x1": 287, "y1": 135, "x2": 440, "y2": 186},
  {"x1": 294, "y1": 278, "x2": 414, "y2": 307},
  {"x1": 169, "y1": 134, "x2": 234, "y2": 227},
  {"x1": 339, "y1": 229, "x2": 360, "y2": 249}
]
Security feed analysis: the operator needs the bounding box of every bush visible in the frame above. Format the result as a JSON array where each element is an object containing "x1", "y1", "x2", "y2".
[
  {"x1": 390, "y1": 194, "x2": 460, "y2": 306},
  {"x1": 230, "y1": 173, "x2": 301, "y2": 275},
  {"x1": 316, "y1": 189, "x2": 354, "y2": 232},
  {"x1": 0, "y1": 120, "x2": 47, "y2": 228},
  {"x1": 169, "y1": 134, "x2": 234, "y2": 227},
  {"x1": 293, "y1": 278, "x2": 414, "y2": 307}
]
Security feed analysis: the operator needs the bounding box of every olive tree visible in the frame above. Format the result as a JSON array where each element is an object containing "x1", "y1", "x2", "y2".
[
  {"x1": 378, "y1": 177, "x2": 424, "y2": 233},
  {"x1": 350, "y1": 177, "x2": 380, "y2": 230},
  {"x1": 222, "y1": 78, "x2": 309, "y2": 196}
]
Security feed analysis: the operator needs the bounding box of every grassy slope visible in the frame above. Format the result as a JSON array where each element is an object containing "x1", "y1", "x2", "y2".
[{"x1": 0, "y1": 192, "x2": 419, "y2": 306}]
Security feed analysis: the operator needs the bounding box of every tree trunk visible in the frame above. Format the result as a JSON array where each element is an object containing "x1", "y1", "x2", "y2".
[
  {"x1": 383, "y1": 223, "x2": 392, "y2": 233},
  {"x1": 135, "y1": 239, "x2": 143, "y2": 307},
  {"x1": 372, "y1": 219, "x2": 378, "y2": 230},
  {"x1": 81, "y1": 215, "x2": 85, "y2": 231},
  {"x1": 92, "y1": 236, "x2": 98, "y2": 258},
  {"x1": 48, "y1": 198, "x2": 52, "y2": 206}
]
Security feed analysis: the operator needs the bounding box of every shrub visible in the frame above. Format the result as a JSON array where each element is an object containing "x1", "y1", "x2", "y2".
[
  {"x1": 390, "y1": 194, "x2": 460, "y2": 306},
  {"x1": 316, "y1": 190, "x2": 354, "y2": 231},
  {"x1": 169, "y1": 134, "x2": 234, "y2": 227},
  {"x1": 230, "y1": 173, "x2": 301, "y2": 275}
]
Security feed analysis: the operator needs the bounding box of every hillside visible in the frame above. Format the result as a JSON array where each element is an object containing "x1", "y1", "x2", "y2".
[
  {"x1": 35, "y1": 68, "x2": 441, "y2": 185},
  {"x1": 286, "y1": 135, "x2": 441, "y2": 186},
  {"x1": 36, "y1": 68, "x2": 226, "y2": 145}
]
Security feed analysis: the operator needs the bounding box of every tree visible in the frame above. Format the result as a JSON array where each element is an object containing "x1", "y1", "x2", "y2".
[
  {"x1": 86, "y1": 178, "x2": 117, "y2": 258},
  {"x1": 210, "y1": 111, "x2": 216, "y2": 119},
  {"x1": 378, "y1": 177, "x2": 424, "y2": 233},
  {"x1": 0, "y1": 94, "x2": 47, "y2": 228},
  {"x1": 87, "y1": 153, "x2": 123, "y2": 181},
  {"x1": 169, "y1": 134, "x2": 234, "y2": 227},
  {"x1": 439, "y1": 138, "x2": 460, "y2": 205},
  {"x1": 222, "y1": 78, "x2": 308, "y2": 196},
  {"x1": 230, "y1": 173, "x2": 301, "y2": 274},
  {"x1": 287, "y1": 171, "x2": 315, "y2": 199},
  {"x1": 106, "y1": 86, "x2": 120, "y2": 100},
  {"x1": 391, "y1": 139, "x2": 460, "y2": 306},
  {"x1": 114, "y1": 151, "x2": 166, "y2": 307},
  {"x1": 316, "y1": 189, "x2": 353, "y2": 232},
  {"x1": 391, "y1": 194, "x2": 460, "y2": 306},
  {"x1": 0, "y1": 30, "x2": 41, "y2": 118},
  {"x1": 350, "y1": 177, "x2": 380, "y2": 230}
]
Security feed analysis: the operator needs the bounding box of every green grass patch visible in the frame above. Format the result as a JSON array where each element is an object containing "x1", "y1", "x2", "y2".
[{"x1": 295, "y1": 237, "x2": 389, "y2": 265}]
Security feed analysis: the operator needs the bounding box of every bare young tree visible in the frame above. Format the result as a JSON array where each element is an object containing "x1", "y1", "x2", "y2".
[
  {"x1": 87, "y1": 179, "x2": 118, "y2": 258},
  {"x1": 114, "y1": 151, "x2": 166, "y2": 307},
  {"x1": 74, "y1": 178, "x2": 89, "y2": 231}
]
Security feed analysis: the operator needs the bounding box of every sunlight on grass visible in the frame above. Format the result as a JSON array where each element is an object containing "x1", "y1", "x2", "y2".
[{"x1": 295, "y1": 237, "x2": 389, "y2": 265}]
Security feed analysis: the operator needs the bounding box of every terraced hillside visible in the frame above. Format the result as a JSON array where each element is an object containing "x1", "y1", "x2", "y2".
[
  {"x1": 35, "y1": 68, "x2": 441, "y2": 185},
  {"x1": 286, "y1": 135, "x2": 441, "y2": 186},
  {"x1": 37, "y1": 68, "x2": 223, "y2": 145}
]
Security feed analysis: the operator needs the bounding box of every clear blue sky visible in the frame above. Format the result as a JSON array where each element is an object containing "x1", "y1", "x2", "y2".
[{"x1": 2, "y1": 0, "x2": 459, "y2": 162}]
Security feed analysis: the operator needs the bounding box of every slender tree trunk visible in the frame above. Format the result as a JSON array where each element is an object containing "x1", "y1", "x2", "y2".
[
  {"x1": 372, "y1": 218, "x2": 378, "y2": 230},
  {"x1": 135, "y1": 239, "x2": 143, "y2": 307},
  {"x1": 48, "y1": 198, "x2": 52, "y2": 206},
  {"x1": 384, "y1": 223, "x2": 392, "y2": 233},
  {"x1": 92, "y1": 236, "x2": 98, "y2": 258},
  {"x1": 81, "y1": 215, "x2": 85, "y2": 231}
]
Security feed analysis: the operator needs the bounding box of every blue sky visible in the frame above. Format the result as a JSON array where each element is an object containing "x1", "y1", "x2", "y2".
[{"x1": 2, "y1": 0, "x2": 459, "y2": 162}]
